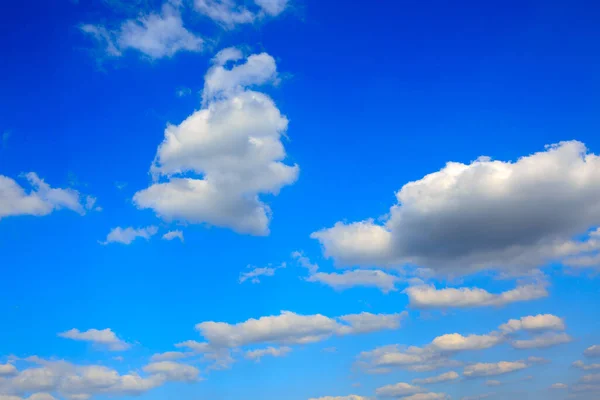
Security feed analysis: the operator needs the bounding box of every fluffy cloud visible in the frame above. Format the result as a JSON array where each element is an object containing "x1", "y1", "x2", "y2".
[
  {"x1": 511, "y1": 332, "x2": 572, "y2": 349},
  {"x1": 134, "y1": 48, "x2": 298, "y2": 236},
  {"x1": 0, "y1": 395, "x2": 57, "y2": 400},
  {"x1": 405, "y1": 283, "x2": 547, "y2": 309},
  {"x1": 0, "y1": 364, "x2": 17, "y2": 377},
  {"x1": 195, "y1": 310, "x2": 406, "y2": 348},
  {"x1": 430, "y1": 333, "x2": 504, "y2": 351},
  {"x1": 244, "y1": 346, "x2": 291, "y2": 361},
  {"x1": 58, "y1": 328, "x2": 130, "y2": 351},
  {"x1": 499, "y1": 314, "x2": 565, "y2": 333},
  {"x1": 194, "y1": 0, "x2": 288, "y2": 28},
  {"x1": 100, "y1": 226, "x2": 158, "y2": 245},
  {"x1": 585, "y1": 345, "x2": 600, "y2": 358},
  {"x1": 142, "y1": 362, "x2": 200, "y2": 382},
  {"x1": 398, "y1": 394, "x2": 449, "y2": 400},
  {"x1": 162, "y1": 230, "x2": 184, "y2": 242},
  {"x1": 239, "y1": 263, "x2": 285, "y2": 284},
  {"x1": 375, "y1": 382, "x2": 423, "y2": 397},
  {"x1": 308, "y1": 270, "x2": 400, "y2": 293},
  {"x1": 0, "y1": 173, "x2": 87, "y2": 220},
  {"x1": 311, "y1": 141, "x2": 600, "y2": 274},
  {"x1": 81, "y1": 1, "x2": 202, "y2": 59},
  {"x1": 463, "y1": 361, "x2": 528, "y2": 377},
  {"x1": 0, "y1": 357, "x2": 192, "y2": 399},
  {"x1": 150, "y1": 351, "x2": 192, "y2": 362},
  {"x1": 412, "y1": 371, "x2": 459, "y2": 385}
]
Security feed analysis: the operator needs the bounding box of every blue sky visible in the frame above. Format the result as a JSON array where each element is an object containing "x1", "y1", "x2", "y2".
[{"x1": 1, "y1": 1, "x2": 600, "y2": 400}]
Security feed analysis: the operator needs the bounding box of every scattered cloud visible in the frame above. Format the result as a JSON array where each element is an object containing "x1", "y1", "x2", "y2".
[
  {"x1": 0, "y1": 363, "x2": 17, "y2": 376},
  {"x1": 194, "y1": 0, "x2": 288, "y2": 28},
  {"x1": 550, "y1": 383, "x2": 568, "y2": 389},
  {"x1": 0, "y1": 173, "x2": 88, "y2": 220},
  {"x1": 375, "y1": 382, "x2": 424, "y2": 397},
  {"x1": 463, "y1": 361, "x2": 528, "y2": 378},
  {"x1": 150, "y1": 351, "x2": 193, "y2": 362},
  {"x1": 100, "y1": 226, "x2": 158, "y2": 245},
  {"x1": 81, "y1": 1, "x2": 203, "y2": 60},
  {"x1": 176, "y1": 87, "x2": 192, "y2": 97},
  {"x1": 573, "y1": 360, "x2": 600, "y2": 371},
  {"x1": 162, "y1": 230, "x2": 184, "y2": 242},
  {"x1": 244, "y1": 346, "x2": 291, "y2": 361},
  {"x1": 485, "y1": 380, "x2": 502, "y2": 387},
  {"x1": 499, "y1": 314, "x2": 565, "y2": 333},
  {"x1": 511, "y1": 332, "x2": 572, "y2": 349},
  {"x1": 239, "y1": 263, "x2": 285, "y2": 284},
  {"x1": 58, "y1": 328, "x2": 130, "y2": 351},
  {"x1": 308, "y1": 269, "x2": 400, "y2": 293},
  {"x1": 311, "y1": 141, "x2": 600, "y2": 275},
  {"x1": 412, "y1": 371, "x2": 459, "y2": 385},
  {"x1": 405, "y1": 282, "x2": 547, "y2": 309},
  {"x1": 585, "y1": 345, "x2": 600, "y2": 358},
  {"x1": 142, "y1": 361, "x2": 200, "y2": 382},
  {"x1": 308, "y1": 396, "x2": 369, "y2": 400},
  {"x1": 134, "y1": 48, "x2": 298, "y2": 235}
]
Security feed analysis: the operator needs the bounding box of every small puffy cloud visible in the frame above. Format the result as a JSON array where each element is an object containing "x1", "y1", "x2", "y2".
[
  {"x1": 550, "y1": 383, "x2": 568, "y2": 389},
  {"x1": 375, "y1": 382, "x2": 424, "y2": 397},
  {"x1": 239, "y1": 263, "x2": 285, "y2": 284},
  {"x1": 101, "y1": 226, "x2": 158, "y2": 245},
  {"x1": 311, "y1": 141, "x2": 600, "y2": 275},
  {"x1": 463, "y1": 361, "x2": 528, "y2": 378},
  {"x1": 0, "y1": 363, "x2": 18, "y2": 376},
  {"x1": 292, "y1": 251, "x2": 319, "y2": 274},
  {"x1": 0, "y1": 173, "x2": 87, "y2": 219},
  {"x1": 573, "y1": 360, "x2": 600, "y2": 371},
  {"x1": 412, "y1": 371, "x2": 459, "y2": 385},
  {"x1": 194, "y1": 310, "x2": 405, "y2": 348},
  {"x1": 308, "y1": 269, "x2": 400, "y2": 293},
  {"x1": 162, "y1": 230, "x2": 184, "y2": 242},
  {"x1": 244, "y1": 346, "x2": 291, "y2": 361},
  {"x1": 511, "y1": 332, "x2": 572, "y2": 349},
  {"x1": 405, "y1": 283, "x2": 547, "y2": 309},
  {"x1": 134, "y1": 48, "x2": 298, "y2": 236},
  {"x1": 585, "y1": 345, "x2": 600, "y2": 358},
  {"x1": 499, "y1": 314, "x2": 565, "y2": 333},
  {"x1": 58, "y1": 328, "x2": 130, "y2": 351},
  {"x1": 81, "y1": 2, "x2": 202, "y2": 59},
  {"x1": 431, "y1": 333, "x2": 504, "y2": 351},
  {"x1": 142, "y1": 362, "x2": 200, "y2": 382}
]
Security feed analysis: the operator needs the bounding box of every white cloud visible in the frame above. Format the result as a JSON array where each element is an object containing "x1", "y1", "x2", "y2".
[
  {"x1": 0, "y1": 173, "x2": 87, "y2": 220},
  {"x1": 499, "y1": 314, "x2": 565, "y2": 333},
  {"x1": 100, "y1": 226, "x2": 158, "y2": 245},
  {"x1": 574, "y1": 360, "x2": 600, "y2": 371},
  {"x1": 162, "y1": 230, "x2": 184, "y2": 242},
  {"x1": 431, "y1": 333, "x2": 504, "y2": 351},
  {"x1": 239, "y1": 263, "x2": 285, "y2": 283},
  {"x1": 511, "y1": 332, "x2": 572, "y2": 349},
  {"x1": 550, "y1": 383, "x2": 568, "y2": 389},
  {"x1": 292, "y1": 251, "x2": 319, "y2": 274},
  {"x1": 585, "y1": 345, "x2": 600, "y2": 358},
  {"x1": 463, "y1": 361, "x2": 528, "y2": 377},
  {"x1": 134, "y1": 48, "x2": 298, "y2": 236},
  {"x1": 308, "y1": 269, "x2": 400, "y2": 293},
  {"x1": 142, "y1": 362, "x2": 200, "y2": 382},
  {"x1": 412, "y1": 371, "x2": 459, "y2": 385},
  {"x1": 150, "y1": 351, "x2": 192, "y2": 362},
  {"x1": 0, "y1": 358, "x2": 175, "y2": 399},
  {"x1": 194, "y1": 310, "x2": 406, "y2": 348},
  {"x1": 311, "y1": 141, "x2": 600, "y2": 275},
  {"x1": 244, "y1": 346, "x2": 291, "y2": 361},
  {"x1": 194, "y1": 0, "x2": 288, "y2": 28},
  {"x1": 308, "y1": 396, "x2": 369, "y2": 400},
  {"x1": 580, "y1": 373, "x2": 600, "y2": 383},
  {"x1": 375, "y1": 382, "x2": 424, "y2": 397},
  {"x1": 81, "y1": 1, "x2": 202, "y2": 59},
  {"x1": 527, "y1": 356, "x2": 550, "y2": 364},
  {"x1": 405, "y1": 283, "x2": 547, "y2": 309},
  {"x1": 0, "y1": 395, "x2": 57, "y2": 400},
  {"x1": 58, "y1": 328, "x2": 130, "y2": 351}
]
